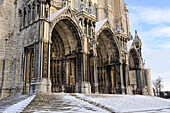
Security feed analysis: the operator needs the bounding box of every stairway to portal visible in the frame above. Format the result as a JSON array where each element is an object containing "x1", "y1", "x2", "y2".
[{"x1": 0, "y1": 94, "x2": 30, "y2": 112}]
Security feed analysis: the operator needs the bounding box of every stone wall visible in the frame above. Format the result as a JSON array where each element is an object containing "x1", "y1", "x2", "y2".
[{"x1": 0, "y1": 0, "x2": 20, "y2": 99}]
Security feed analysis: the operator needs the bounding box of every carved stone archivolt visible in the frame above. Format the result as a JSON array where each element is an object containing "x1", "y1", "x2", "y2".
[
  {"x1": 96, "y1": 27, "x2": 122, "y2": 94},
  {"x1": 129, "y1": 48, "x2": 140, "y2": 69},
  {"x1": 49, "y1": 15, "x2": 82, "y2": 93}
]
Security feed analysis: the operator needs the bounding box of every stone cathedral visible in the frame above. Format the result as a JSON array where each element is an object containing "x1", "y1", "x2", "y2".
[{"x1": 0, "y1": 0, "x2": 154, "y2": 100}]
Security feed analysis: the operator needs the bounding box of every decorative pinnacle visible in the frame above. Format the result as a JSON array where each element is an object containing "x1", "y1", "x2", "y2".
[
  {"x1": 135, "y1": 30, "x2": 137, "y2": 36},
  {"x1": 135, "y1": 30, "x2": 139, "y2": 40}
]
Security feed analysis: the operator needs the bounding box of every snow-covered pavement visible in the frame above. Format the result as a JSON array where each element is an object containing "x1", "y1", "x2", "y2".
[
  {"x1": 0, "y1": 94, "x2": 34, "y2": 113},
  {"x1": 1, "y1": 93, "x2": 170, "y2": 113},
  {"x1": 3, "y1": 95, "x2": 36, "y2": 113},
  {"x1": 74, "y1": 94, "x2": 170, "y2": 113},
  {"x1": 23, "y1": 93, "x2": 109, "y2": 113}
]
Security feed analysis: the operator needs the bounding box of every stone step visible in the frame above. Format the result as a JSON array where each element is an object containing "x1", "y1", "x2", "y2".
[
  {"x1": 22, "y1": 93, "x2": 109, "y2": 113},
  {"x1": 3, "y1": 95, "x2": 36, "y2": 113},
  {"x1": 0, "y1": 94, "x2": 30, "y2": 112}
]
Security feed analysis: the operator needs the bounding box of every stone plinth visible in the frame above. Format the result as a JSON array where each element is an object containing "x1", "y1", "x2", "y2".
[
  {"x1": 35, "y1": 78, "x2": 51, "y2": 94},
  {"x1": 81, "y1": 82, "x2": 91, "y2": 94}
]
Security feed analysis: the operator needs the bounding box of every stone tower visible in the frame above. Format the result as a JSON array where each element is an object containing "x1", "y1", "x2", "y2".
[{"x1": 144, "y1": 63, "x2": 154, "y2": 96}]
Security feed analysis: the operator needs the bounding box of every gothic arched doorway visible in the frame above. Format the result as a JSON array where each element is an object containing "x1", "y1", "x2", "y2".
[
  {"x1": 96, "y1": 28, "x2": 120, "y2": 94},
  {"x1": 50, "y1": 18, "x2": 82, "y2": 93},
  {"x1": 129, "y1": 48, "x2": 142, "y2": 94}
]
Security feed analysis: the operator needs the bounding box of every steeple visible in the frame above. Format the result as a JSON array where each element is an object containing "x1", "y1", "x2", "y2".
[
  {"x1": 134, "y1": 30, "x2": 140, "y2": 41},
  {"x1": 133, "y1": 30, "x2": 142, "y2": 56}
]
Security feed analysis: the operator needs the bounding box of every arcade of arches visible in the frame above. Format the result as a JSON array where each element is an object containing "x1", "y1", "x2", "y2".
[
  {"x1": 18, "y1": 1, "x2": 152, "y2": 96},
  {"x1": 23, "y1": 18, "x2": 147, "y2": 95},
  {"x1": 22, "y1": 17, "x2": 148, "y2": 95},
  {"x1": 0, "y1": 0, "x2": 154, "y2": 100}
]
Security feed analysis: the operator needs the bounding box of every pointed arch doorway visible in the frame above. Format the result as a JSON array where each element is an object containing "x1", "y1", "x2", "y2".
[
  {"x1": 50, "y1": 18, "x2": 82, "y2": 93},
  {"x1": 94, "y1": 28, "x2": 121, "y2": 94},
  {"x1": 129, "y1": 48, "x2": 142, "y2": 94}
]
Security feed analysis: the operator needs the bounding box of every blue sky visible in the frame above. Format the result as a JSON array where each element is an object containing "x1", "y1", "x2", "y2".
[{"x1": 124, "y1": 0, "x2": 170, "y2": 91}]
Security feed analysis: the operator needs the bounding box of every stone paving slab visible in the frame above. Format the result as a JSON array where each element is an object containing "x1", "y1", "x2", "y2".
[
  {"x1": 22, "y1": 93, "x2": 109, "y2": 113},
  {"x1": 0, "y1": 94, "x2": 30, "y2": 112},
  {"x1": 1, "y1": 93, "x2": 170, "y2": 113},
  {"x1": 128, "y1": 108, "x2": 170, "y2": 113},
  {"x1": 74, "y1": 94, "x2": 170, "y2": 113}
]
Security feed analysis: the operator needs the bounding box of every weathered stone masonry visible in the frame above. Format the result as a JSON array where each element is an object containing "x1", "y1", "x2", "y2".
[{"x1": 0, "y1": 0, "x2": 154, "y2": 99}]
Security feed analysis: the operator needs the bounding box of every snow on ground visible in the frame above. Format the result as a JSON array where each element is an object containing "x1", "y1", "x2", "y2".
[
  {"x1": 62, "y1": 94, "x2": 109, "y2": 113},
  {"x1": 3, "y1": 95, "x2": 36, "y2": 113},
  {"x1": 2, "y1": 93, "x2": 170, "y2": 113},
  {"x1": 74, "y1": 93, "x2": 170, "y2": 113},
  {"x1": 33, "y1": 93, "x2": 109, "y2": 113}
]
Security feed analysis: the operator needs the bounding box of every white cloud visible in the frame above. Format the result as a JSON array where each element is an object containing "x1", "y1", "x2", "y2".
[
  {"x1": 147, "y1": 26, "x2": 170, "y2": 38},
  {"x1": 130, "y1": 6, "x2": 170, "y2": 25},
  {"x1": 129, "y1": 6, "x2": 170, "y2": 49},
  {"x1": 140, "y1": 25, "x2": 170, "y2": 49},
  {"x1": 165, "y1": 44, "x2": 170, "y2": 48},
  {"x1": 141, "y1": 25, "x2": 170, "y2": 37}
]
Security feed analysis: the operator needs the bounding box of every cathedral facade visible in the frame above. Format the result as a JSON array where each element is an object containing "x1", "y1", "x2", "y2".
[{"x1": 0, "y1": 0, "x2": 154, "y2": 99}]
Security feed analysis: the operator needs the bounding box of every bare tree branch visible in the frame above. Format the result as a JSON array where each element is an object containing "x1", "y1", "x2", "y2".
[{"x1": 152, "y1": 76, "x2": 163, "y2": 97}]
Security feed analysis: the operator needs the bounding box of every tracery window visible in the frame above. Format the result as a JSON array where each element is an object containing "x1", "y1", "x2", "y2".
[
  {"x1": 19, "y1": 9, "x2": 22, "y2": 28},
  {"x1": 32, "y1": 3, "x2": 35, "y2": 21},
  {"x1": 28, "y1": 5, "x2": 31, "y2": 23},
  {"x1": 37, "y1": 4, "x2": 40, "y2": 19},
  {"x1": 23, "y1": 7, "x2": 26, "y2": 26},
  {"x1": 75, "y1": 0, "x2": 79, "y2": 9}
]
